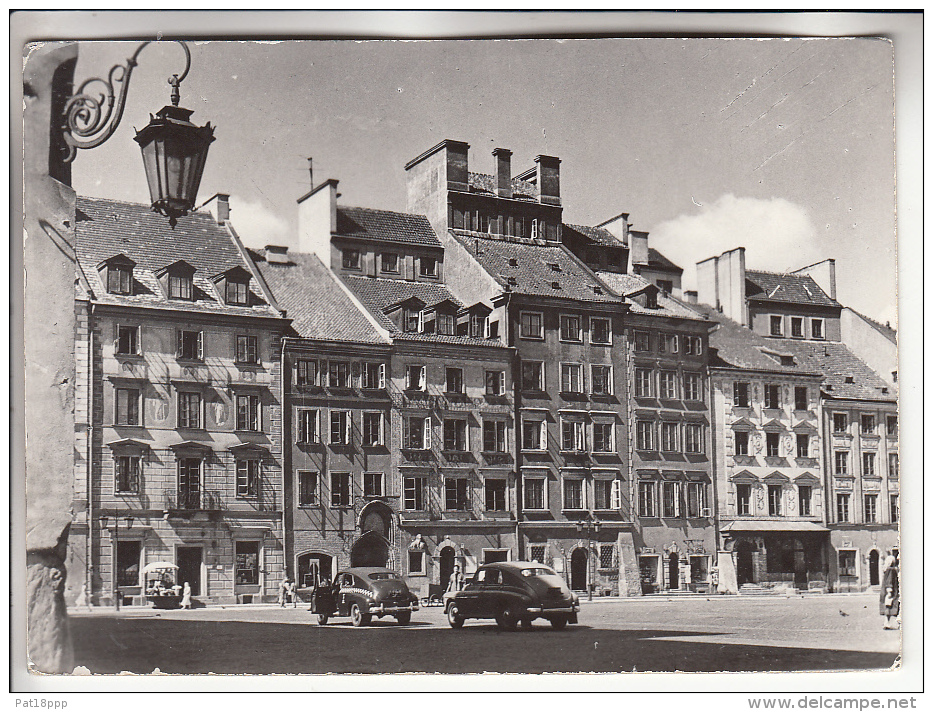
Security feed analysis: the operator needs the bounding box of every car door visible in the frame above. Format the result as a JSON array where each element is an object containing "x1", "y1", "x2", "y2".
[
  {"x1": 337, "y1": 573, "x2": 354, "y2": 615},
  {"x1": 475, "y1": 566, "x2": 503, "y2": 617},
  {"x1": 455, "y1": 570, "x2": 485, "y2": 616}
]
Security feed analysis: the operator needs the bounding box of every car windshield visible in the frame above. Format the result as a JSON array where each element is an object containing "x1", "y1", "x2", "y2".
[
  {"x1": 520, "y1": 567, "x2": 558, "y2": 577},
  {"x1": 368, "y1": 572, "x2": 400, "y2": 581}
]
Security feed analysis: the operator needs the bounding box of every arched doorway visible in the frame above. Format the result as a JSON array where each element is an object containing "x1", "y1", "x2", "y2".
[
  {"x1": 297, "y1": 552, "x2": 333, "y2": 588},
  {"x1": 439, "y1": 546, "x2": 456, "y2": 592},
  {"x1": 359, "y1": 502, "x2": 391, "y2": 539},
  {"x1": 351, "y1": 531, "x2": 389, "y2": 568},
  {"x1": 570, "y1": 548, "x2": 588, "y2": 592},
  {"x1": 869, "y1": 550, "x2": 881, "y2": 586},
  {"x1": 736, "y1": 540, "x2": 756, "y2": 586},
  {"x1": 668, "y1": 552, "x2": 679, "y2": 590}
]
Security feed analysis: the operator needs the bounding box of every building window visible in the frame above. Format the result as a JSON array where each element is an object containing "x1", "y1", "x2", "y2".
[
  {"x1": 225, "y1": 279, "x2": 249, "y2": 306},
  {"x1": 860, "y1": 414, "x2": 876, "y2": 435},
  {"x1": 236, "y1": 335, "x2": 259, "y2": 364},
  {"x1": 768, "y1": 484, "x2": 783, "y2": 516},
  {"x1": 796, "y1": 433, "x2": 810, "y2": 458},
  {"x1": 686, "y1": 482, "x2": 707, "y2": 518},
  {"x1": 594, "y1": 479, "x2": 613, "y2": 510},
  {"x1": 362, "y1": 362, "x2": 386, "y2": 390},
  {"x1": 684, "y1": 424, "x2": 704, "y2": 454},
  {"x1": 638, "y1": 481, "x2": 657, "y2": 518},
  {"x1": 420, "y1": 256, "x2": 438, "y2": 277},
  {"x1": 593, "y1": 423, "x2": 614, "y2": 453},
  {"x1": 381, "y1": 252, "x2": 399, "y2": 273},
  {"x1": 116, "y1": 540, "x2": 141, "y2": 587},
  {"x1": 684, "y1": 336, "x2": 703, "y2": 356},
  {"x1": 590, "y1": 317, "x2": 611, "y2": 345},
  {"x1": 445, "y1": 367, "x2": 463, "y2": 394},
  {"x1": 403, "y1": 476, "x2": 426, "y2": 510},
  {"x1": 177, "y1": 457, "x2": 201, "y2": 509},
  {"x1": 864, "y1": 494, "x2": 878, "y2": 523},
  {"x1": 114, "y1": 455, "x2": 140, "y2": 493},
  {"x1": 890, "y1": 494, "x2": 898, "y2": 523},
  {"x1": 116, "y1": 325, "x2": 139, "y2": 355},
  {"x1": 597, "y1": 544, "x2": 615, "y2": 569},
  {"x1": 363, "y1": 472, "x2": 384, "y2": 498},
  {"x1": 178, "y1": 392, "x2": 201, "y2": 429},
  {"x1": 862, "y1": 451, "x2": 876, "y2": 477},
  {"x1": 435, "y1": 312, "x2": 455, "y2": 336},
  {"x1": 561, "y1": 420, "x2": 586, "y2": 452},
  {"x1": 445, "y1": 477, "x2": 470, "y2": 511},
  {"x1": 766, "y1": 432, "x2": 780, "y2": 458},
  {"x1": 769, "y1": 315, "x2": 783, "y2": 336},
  {"x1": 520, "y1": 311, "x2": 544, "y2": 339},
  {"x1": 591, "y1": 365, "x2": 612, "y2": 395},
  {"x1": 403, "y1": 416, "x2": 430, "y2": 450},
  {"x1": 659, "y1": 334, "x2": 679, "y2": 354},
  {"x1": 485, "y1": 370, "x2": 505, "y2": 396},
  {"x1": 406, "y1": 364, "x2": 426, "y2": 391},
  {"x1": 562, "y1": 478, "x2": 584, "y2": 510},
  {"x1": 483, "y1": 420, "x2": 507, "y2": 453},
  {"x1": 522, "y1": 419, "x2": 546, "y2": 451},
  {"x1": 834, "y1": 451, "x2": 849, "y2": 476},
  {"x1": 328, "y1": 361, "x2": 351, "y2": 388},
  {"x1": 168, "y1": 274, "x2": 193, "y2": 300},
  {"x1": 661, "y1": 422, "x2": 679, "y2": 452},
  {"x1": 298, "y1": 471, "x2": 318, "y2": 506},
  {"x1": 236, "y1": 459, "x2": 260, "y2": 498},
  {"x1": 236, "y1": 394, "x2": 260, "y2": 431},
  {"x1": 683, "y1": 373, "x2": 703, "y2": 401},
  {"x1": 115, "y1": 388, "x2": 140, "y2": 426},
  {"x1": 662, "y1": 481, "x2": 680, "y2": 518},
  {"x1": 798, "y1": 486, "x2": 812, "y2": 516},
  {"x1": 833, "y1": 413, "x2": 848, "y2": 433},
  {"x1": 736, "y1": 484, "x2": 752, "y2": 516},
  {"x1": 794, "y1": 387, "x2": 808, "y2": 411},
  {"x1": 403, "y1": 308, "x2": 420, "y2": 333},
  {"x1": 330, "y1": 411, "x2": 351, "y2": 445},
  {"x1": 235, "y1": 541, "x2": 260, "y2": 585},
  {"x1": 560, "y1": 314, "x2": 582, "y2": 342},
  {"x1": 886, "y1": 415, "x2": 898, "y2": 438},
  {"x1": 633, "y1": 331, "x2": 651, "y2": 352},
  {"x1": 659, "y1": 371, "x2": 678, "y2": 399},
  {"x1": 484, "y1": 478, "x2": 507, "y2": 511},
  {"x1": 469, "y1": 312, "x2": 487, "y2": 338},
  {"x1": 889, "y1": 453, "x2": 899, "y2": 478},
  {"x1": 764, "y1": 384, "x2": 780, "y2": 409},
  {"x1": 523, "y1": 477, "x2": 546, "y2": 510},
  {"x1": 297, "y1": 409, "x2": 319, "y2": 444},
  {"x1": 108, "y1": 266, "x2": 132, "y2": 295},
  {"x1": 408, "y1": 550, "x2": 426, "y2": 575},
  {"x1": 836, "y1": 493, "x2": 850, "y2": 523},
  {"x1": 177, "y1": 330, "x2": 203, "y2": 360},
  {"x1": 636, "y1": 421, "x2": 656, "y2": 451},
  {"x1": 443, "y1": 419, "x2": 468, "y2": 451},
  {"x1": 560, "y1": 363, "x2": 584, "y2": 393},
  {"x1": 330, "y1": 472, "x2": 351, "y2": 507},
  {"x1": 790, "y1": 317, "x2": 804, "y2": 338},
  {"x1": 635, "y1": 368, "x2": 653, "y2": 398},
  {"x1": 296, "y1": 359, "x2": 318, "y2": 387},
  {"x1": 521, "y1": 361, "x2": 545, "y2": 391},
  {"x1": 734, "y1": 382, "x2": 750, "y2": 408},
  {"x1": 362, "y1": 412, "x2": 384, "y2": 447},
  {"x1": 342, "y1": 248, "x2": 361, "y2": 270},
  {"x1": 837, "y1": 550, "x2": 856, "y2": 577},
  {"x1": 734, "y1": 430, "x2": 749, "y2": 456},
  {"x1": 811, "y1": 318, "x2": 824, "y2": 340}
]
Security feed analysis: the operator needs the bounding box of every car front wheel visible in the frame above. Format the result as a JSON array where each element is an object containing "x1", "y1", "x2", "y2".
[
  {"x1": 350, "y1": 603, "x2": 371, "y2": 627},
  {"x1": 395, "y1": 611, "x2": 411, "y2": 626},
  {"x1": 447, "y1": 603, "x2": 465, "y2": 629},
  {"x1": 496, "y1": 605, "x2": 521, "y2": 631}
]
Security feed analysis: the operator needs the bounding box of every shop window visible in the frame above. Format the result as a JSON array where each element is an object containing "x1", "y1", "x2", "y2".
[
  {"x1": 116, "y1": 540, "x2": 141, "y2": 587},
  {"x1": 235, "y1": 541, "x2": 260, "y2": 585}
]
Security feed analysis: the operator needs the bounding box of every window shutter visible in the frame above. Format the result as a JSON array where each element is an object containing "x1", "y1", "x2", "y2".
[
  {"x1": 418, "y1": 366, "x2": 426, "y2": 391},
  {"x1": 114, "y1": 323, "x2": 121, "y2": 351},
  {"x1": 196, "y1": 331, "x2": 204, "y2": 359},
  {"x1": 379, "y1": 412, "x2": 385, "y2": 446},
  {"x1": 176, "y1": 329, "x2": 183, "y2": 357},
  {"x1": 402, "y1": 417, "x2": 409, "y2": 447},
  {"x1": 611, "y1": 479, "x2": 622, "y2": 509},
  {"x1": 539, "y1": 421, "x2": 547, "y2": 451},
  {"x1": 345, "y1": 412, "x2": 352, "y2": 445},
  {"x1": 423, "y1": 417, "x2": 431, "y2": 449},
  {"x1": 379, "y1": 363, "x2": 386, "y2": 389}
]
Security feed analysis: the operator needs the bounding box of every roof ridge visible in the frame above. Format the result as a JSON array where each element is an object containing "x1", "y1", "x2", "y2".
[{"x1": 340, "y1": 204, "x2": 427, "y2": 219}]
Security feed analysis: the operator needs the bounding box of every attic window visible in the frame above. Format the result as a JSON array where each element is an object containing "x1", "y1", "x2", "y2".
[
  {"x1": 645, "y1": 290, "x2": 658, "y2": 309},
  {"x1": 225, "y1": 280, "x2": 249, "y2": 306},
  {"x1": 551, "y1": 281, "x2": 561, "y2": 290},
  {"x1": 507, "y1": 276, "x2": 517, "y2": 286},
  {"x1": 593, "y1": 285, "x2": 603, "y2": 295},
  {"x1": 169, "y1": 274, "x2": 193, "y2": 300},
  {"x1": 108, "y1": 265, "x2": 133, "y2": 295},
  {"x1": 509, "y1": 258, "x2": 518, "y2": 267},
  {"x1": 548, "y1": 262, "x2": 562, "y2": 272},
  {"x1": 845, "y1": 376, "x2": 855, "y2": 384}
]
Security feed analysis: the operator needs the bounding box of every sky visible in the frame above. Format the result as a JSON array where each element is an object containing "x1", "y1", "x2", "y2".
[{"x1": 71, "y1": 34, "x2": 898, "y2": 326}]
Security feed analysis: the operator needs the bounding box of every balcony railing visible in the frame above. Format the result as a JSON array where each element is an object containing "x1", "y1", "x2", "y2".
[{"x1": 163, "y1": 489, "x2": 222, "y2": 512}]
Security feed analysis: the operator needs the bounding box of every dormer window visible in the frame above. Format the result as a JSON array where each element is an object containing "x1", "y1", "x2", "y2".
[
  {"x1": 404, "y1": 309, "x2": 421, "y2": 333},
  {"x1": 342, "y1": 248, "x2": 361, "y2": 270},
  {"x1": 645, "y1": 290, "x2": 658, "y2": 309},
  {"x1": 420, "y1": 256, "x2": 438, "y2": 278},
  {"x1": 437, "y1": 312, "x2": 455, "y2": 336},
  {"x1": 211, "y1": 266, "x2": 253, "y2": 306},
  {"x1": 226, "y1": 280, "x2": 249, "y2": 305},
  {"x1": 98, "y1": 255, "x2": 136, "y2": 296},
  {"x1": 169, "y1": 274, "x2": 193, "y2": 300}
]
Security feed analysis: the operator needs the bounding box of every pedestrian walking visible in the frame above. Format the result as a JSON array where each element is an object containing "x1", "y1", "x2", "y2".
[
  {"x1": 879, "y1": 554, "x2": 900, "y2": 629},
  {"x1": 279, "y1": 576, "x2": 291, "y2": 607},
  {"x1": 287, "y1": 577, "x2": 298, "y2": 608},
  {"x1": 447, "y1": 563, "x2": 464, "y2": 594},
  {"x1": 181, "y1": 581, "x2": 192, "y2": 609}
]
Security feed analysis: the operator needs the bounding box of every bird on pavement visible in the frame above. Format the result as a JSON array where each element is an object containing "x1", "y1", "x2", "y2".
[{"x1": 839, "y1": 610, "x2": 849, "y2": 617}]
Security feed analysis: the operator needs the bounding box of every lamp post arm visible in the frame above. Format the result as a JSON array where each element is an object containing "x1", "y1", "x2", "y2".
[{"x1": 62, "y1": 40, "x2": 191, "y2": 163}]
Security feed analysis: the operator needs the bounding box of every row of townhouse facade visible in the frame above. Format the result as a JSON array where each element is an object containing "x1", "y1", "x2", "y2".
[{"x1": 66, "y1": 139, "x2": 897, "y2": 606}]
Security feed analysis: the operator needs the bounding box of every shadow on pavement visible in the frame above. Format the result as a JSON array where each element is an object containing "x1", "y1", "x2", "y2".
[{"x1": 70, "y1": 617, "x2": 898, "y2": 675}]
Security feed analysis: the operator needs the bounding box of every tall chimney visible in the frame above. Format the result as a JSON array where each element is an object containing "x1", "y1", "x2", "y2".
[
  {"x1": 493, "y1": 148, "x2": 512, "y2": 199},
  {"x1": 535, "y1": 155, "x2": 561, "y2": 206},
  {"x1": 684, "y1": 290, "x2": 698, "y2": 304},
  {"x1": 204, "y1": 193, "x2": 230, "y2": 225},
  {"x1": 297, "y1": 178, "x2": 339, "y2": 262},
  {"x1": 307, "y1": 157, "x2": 314, "y2": 190},
  {"x1": 630, "y1": 230, "x2": 649, "y2": 268}
]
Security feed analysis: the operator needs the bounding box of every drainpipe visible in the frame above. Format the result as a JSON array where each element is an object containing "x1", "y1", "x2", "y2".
[
  {"x1": 85, "y1": 303, "x2": 95, "y2": 606},
  {"x1": 280, "y1": 334, "x2": 289, "y2": 582}
]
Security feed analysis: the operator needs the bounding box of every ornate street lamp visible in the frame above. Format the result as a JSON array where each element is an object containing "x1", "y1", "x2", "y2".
[
  {"x1": 576, "y1": 515, "x2": 601, "y2": 602},
  {"x1": 62, "y1": 41, "x2": 215, "y2": 227}
]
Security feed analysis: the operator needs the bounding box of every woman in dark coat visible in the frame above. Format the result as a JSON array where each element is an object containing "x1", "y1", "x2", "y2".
[{"x1": 879, "y1": 555, "x2": 900, "y2": 629}]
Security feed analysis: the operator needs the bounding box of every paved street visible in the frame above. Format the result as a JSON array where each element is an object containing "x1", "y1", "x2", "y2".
[{"x1": 68, "y1": 593, "x2": 899, "y2": 674}]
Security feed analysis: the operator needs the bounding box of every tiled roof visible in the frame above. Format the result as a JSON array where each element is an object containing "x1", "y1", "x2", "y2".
[
  {"x1": 746, "y1": 270, "x2": 839, "y2": 307},
  {"x1": 691, "y1": 303, "x2": 817, "y2": 375},
  {"x1": 449, "y1": 231, "x2": 623, "y2": 304},
  {"x1": 595, "y1": 271, "x2": 706, "y2": 320},
  {"x1": 772, "y1": 339, "x2": 896, "y2": 402},
  {"x1": 75, "y1": 197, "x2": 280, "y2": 318},
  {"x1": 253, "y1": 251, "x2": 387, "y2": 344},
  {"x1": 468, "y1": 173, "x2": 539, "y2": 201},
  {"x1": 645, "y1": 247, "x2": 683, "y2": 273},
  {"x1": 564, "y1": 223, "x2": 624, "y2": 248},
  {"x1": 335, "y1": 206, "x2": 441, "y2": 248}
]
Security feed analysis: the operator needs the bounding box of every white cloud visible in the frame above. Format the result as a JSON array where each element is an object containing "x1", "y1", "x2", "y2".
[
  {"x1": 650, "y1": 194, "x2": 823, "y2": 290},
  {"x1": 227, "y1": 196, "x2": 291, "y2": 249}
]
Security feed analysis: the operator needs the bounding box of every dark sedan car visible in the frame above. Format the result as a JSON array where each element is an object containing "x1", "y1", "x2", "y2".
[
  {"x1": 311, "y1": 567, "x2": 419, "y2": 626},
  {"x1": 445, "y1": 561, "x2": 580, "y2": 631}
]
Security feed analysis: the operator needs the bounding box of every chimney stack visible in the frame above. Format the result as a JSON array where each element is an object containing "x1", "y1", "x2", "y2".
[
  {"x1": 492, "y1": 148, "x2": 512, "y2": 199},
  {"x1": 204, "y1": 193, "x2": 230, "y2": 225},
  {"x1": 630, "y1": 230, "x2": 649, "y2": 268},
  {"x1": 684, "y1": 290, "x2": 698, "y2": 304},
  {"x1": 265, "y1": 245, "x2": 290, "y2": 264},
  {"x1": 535, "y1": 155, "x2": 561, "y2": 206},
  {"x1": 297, "y1": 178, "x2": 339, "y2": 261}
]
